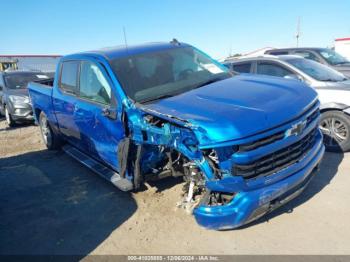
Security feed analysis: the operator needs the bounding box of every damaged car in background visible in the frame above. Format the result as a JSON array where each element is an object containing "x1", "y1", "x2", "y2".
[{"x1": 28, "y1": 41, "x2": 325, "y2": 230}]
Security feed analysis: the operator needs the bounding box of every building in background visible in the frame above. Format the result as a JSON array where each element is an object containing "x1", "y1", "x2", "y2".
[
  {"x1": 0, "y1": 55, "x2": 61, "y2": 72},
  {"x1": 334, "y1": 37, "x2": 350, "y2": 60}
]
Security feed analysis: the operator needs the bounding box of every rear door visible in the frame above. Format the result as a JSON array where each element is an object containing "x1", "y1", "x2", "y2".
[
  {"x1": 52, "y1": 61, "x2": 81, "y2": 145},
  {"x1": 73, "y1": 59, "x2": 125, "y2": 170}
]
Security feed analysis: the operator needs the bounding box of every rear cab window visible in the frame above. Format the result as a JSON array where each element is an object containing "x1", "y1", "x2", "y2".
[{"x1": 59, "y1": 61, "x2": 79, "y2": 94}]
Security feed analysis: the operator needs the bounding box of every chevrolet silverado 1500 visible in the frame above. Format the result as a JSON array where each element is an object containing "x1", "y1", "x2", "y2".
[{"x1": 28, "y1": 41, "x2": 325, "y2": 230}]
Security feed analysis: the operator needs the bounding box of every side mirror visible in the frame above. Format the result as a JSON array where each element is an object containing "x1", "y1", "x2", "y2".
[
  {"x1": 284, "y1": 74, "x2": 303, "y2": 81},
  {"x1": 102, "y1": 106, "x2": 118, "y2": 120}
]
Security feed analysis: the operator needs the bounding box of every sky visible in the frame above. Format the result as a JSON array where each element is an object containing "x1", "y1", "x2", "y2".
[{"x1": 1, "y1": 0, "x2": 350, "y2": 59}]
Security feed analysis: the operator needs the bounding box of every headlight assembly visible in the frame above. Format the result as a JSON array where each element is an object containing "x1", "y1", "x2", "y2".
[{"x1": 9, "y1": 95, "x2": 30, "y2": 104}]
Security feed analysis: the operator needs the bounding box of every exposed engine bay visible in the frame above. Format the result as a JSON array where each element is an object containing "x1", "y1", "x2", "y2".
[{"x1": 118, "y1": 105, "x2": 235, "y2": 212}]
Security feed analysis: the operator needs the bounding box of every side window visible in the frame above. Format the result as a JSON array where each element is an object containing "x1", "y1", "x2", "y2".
[
  {"x1": 232, "y1": 63, "x2": 252, "y2": 73},
  {"x1": 268, "y1": 51, "x2": 289, "y2": 55},
  {"x1": 60, "y1": 61, "x2": 79, "y2": 94},
  {"x1": 294, "y1": 51, "x2": 321, "y2": 63},
  {"x1": 79, "y1": 61, "x2": 112, "y2": 105},
  {"x1": 257, "y1": 62, "x2": 292, "y2": 77}
]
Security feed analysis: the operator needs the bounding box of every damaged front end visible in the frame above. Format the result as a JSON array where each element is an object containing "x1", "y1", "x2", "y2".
[
  {"x1": 119, "y1": 104, "x2": 232, "y2": 211},
  {"x1": 120, "y1": 100, "x2": 324, "y2": 230}
]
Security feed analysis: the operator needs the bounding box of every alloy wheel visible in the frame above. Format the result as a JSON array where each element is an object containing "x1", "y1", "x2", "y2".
[{"x1": 320, "y1": 117, "x2": 348, "y2": 147}]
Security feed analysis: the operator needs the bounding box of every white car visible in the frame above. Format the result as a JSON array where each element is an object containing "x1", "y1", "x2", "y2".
[{"x1": 224, "y1": 55, "x2": 350, "y2": 152}]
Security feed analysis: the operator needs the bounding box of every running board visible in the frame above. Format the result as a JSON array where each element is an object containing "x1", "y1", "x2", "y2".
[{"x1": 63, "y1": 145, "x2": 133, "y2": 191}]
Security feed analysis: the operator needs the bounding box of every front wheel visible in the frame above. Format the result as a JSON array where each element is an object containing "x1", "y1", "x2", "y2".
[
  {"x1": 39, "y1": 112, "x2": 61, "y2": 150},
  {"x1": 319, "y1": 110, "x2": 350, "y2": 152}
]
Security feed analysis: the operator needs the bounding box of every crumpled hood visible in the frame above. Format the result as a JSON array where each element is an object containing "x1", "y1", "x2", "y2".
[{"x1": 142, "y1": 75, "x2": 318, "y2": 144}]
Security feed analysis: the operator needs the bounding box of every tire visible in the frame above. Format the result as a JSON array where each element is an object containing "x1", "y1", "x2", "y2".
[
  {"x1": 39, "y1": 112, "x2": 62, "y2": 150},
  {"x1": 319, "y1": 110, "x2": 350, "y2": 152},
  {"x1": 5, "y1": 106, "x2": 16, "y2": 127}
]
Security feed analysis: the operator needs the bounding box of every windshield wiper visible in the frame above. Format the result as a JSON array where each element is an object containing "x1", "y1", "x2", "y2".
[
  {"x1": 320, "y1": 78, "x2": 343, "y2": 82},
  {"x1": 334, "y1": 61, "x2": 350, "y2": 65},
  {"x1": 191, "y1": 75, "x2": 228, "y2": 90},
  {"x1": 139, "y1": 93, "x2": 179, "y2": 104}
]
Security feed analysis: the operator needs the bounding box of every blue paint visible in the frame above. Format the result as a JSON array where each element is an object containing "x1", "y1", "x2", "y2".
[{"x1": 28, "y1": 42, "x2": 324, "y2": 230}]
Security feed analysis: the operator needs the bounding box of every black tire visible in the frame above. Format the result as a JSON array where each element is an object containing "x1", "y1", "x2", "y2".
[
  {"x1": 5, "y1": 106, "x2": 16, "y2": 127},
  {"x1": 319, "y1": 110, "x2": 350, "y2": 152},
  {"x1": 39, "y1": 112, "x2": 62, "y2": 150}
]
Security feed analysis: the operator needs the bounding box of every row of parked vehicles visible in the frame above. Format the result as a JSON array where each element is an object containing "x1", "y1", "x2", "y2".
[
  {"x1": 1, "y1": 41, "x2": 349, "y2": 230},
  {"x1": 224, "y1": 47, "x2": 350, "y2": 152}
]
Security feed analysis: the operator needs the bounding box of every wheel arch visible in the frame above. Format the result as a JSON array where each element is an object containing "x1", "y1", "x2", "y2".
[{"x1": 320, "y1": 102, "x2": 350, "y2": 115}]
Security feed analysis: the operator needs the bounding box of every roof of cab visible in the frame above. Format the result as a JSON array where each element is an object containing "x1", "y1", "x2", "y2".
[{"x1": 74, "y1": 42, "x2": 191, "y2": 61}]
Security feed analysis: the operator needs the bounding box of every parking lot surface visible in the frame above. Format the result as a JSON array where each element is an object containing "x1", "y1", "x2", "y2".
[{"x1": 0, "y1": 119, "x2": 349, "y2": 256}]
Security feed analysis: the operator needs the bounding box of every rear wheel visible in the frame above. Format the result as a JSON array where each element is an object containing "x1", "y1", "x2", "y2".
[
  {"x1": 5, "y1": 106, "x2": 16, "y2": 127},
  {"x1": 39, "y1": 112, "x2": 61, "y2": 150},
  {"x1": 319, "y1": 110, "x2": 350, "y2": 152}
]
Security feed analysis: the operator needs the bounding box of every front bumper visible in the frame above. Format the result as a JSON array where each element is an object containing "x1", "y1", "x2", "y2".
[
  {"x1": 193, "y1": 130, "x2": 325, "y2": 230},
  {"x1": 7, "y1": 102, "x2": 34, "y2": 121}
]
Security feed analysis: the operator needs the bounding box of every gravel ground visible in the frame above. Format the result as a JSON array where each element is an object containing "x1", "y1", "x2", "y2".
[{"x1": 0, "y1": 119, "x2": 349, "y2": 256}]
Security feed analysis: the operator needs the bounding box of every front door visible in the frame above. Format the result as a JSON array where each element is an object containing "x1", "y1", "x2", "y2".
[{"x1": 73, "y1": 59, "x2": 125, "y2": 171}]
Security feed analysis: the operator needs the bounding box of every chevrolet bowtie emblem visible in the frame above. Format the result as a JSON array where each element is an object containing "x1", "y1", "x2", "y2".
[{"x1": 286, "y1": 120, "x2": 307, "y2": 137}]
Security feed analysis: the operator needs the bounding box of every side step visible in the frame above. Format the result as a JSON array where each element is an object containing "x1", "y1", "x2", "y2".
[{"x1": 63, "y1": 145, "x2": 133, "y2": 192}]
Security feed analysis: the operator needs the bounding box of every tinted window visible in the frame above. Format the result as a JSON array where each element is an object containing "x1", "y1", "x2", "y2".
[
  {"x1": 268, "y1": 51, "x2": 289, "y2": 55},
  {"x1": 79, "y1": 61, "x2": 112, "y2": 105},
  {"x1": 60, "y1": 61, "x2": 79, "y2": 93},
  {"x1": 294, "y1": 51, "x2": 320, "y2": 62},
  {"x1": 232, "y1": 63, "x2": 251, "y2": 73},
  {"x1": 257, "y1": 62, "x2": 292, "y2": 77}
]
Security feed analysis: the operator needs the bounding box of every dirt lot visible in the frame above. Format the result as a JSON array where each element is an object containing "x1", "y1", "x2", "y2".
[{"x1": 1, "y1": 118, "x2": 350, "y2": 256}]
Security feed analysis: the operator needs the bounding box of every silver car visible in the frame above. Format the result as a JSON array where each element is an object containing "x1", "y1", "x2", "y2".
[
  {"x1": 265, "y1": 48, "x2": 350, "y2": 77},
  {"x1": 224, "y1": 55, "x2": 350, "y2": 152}
]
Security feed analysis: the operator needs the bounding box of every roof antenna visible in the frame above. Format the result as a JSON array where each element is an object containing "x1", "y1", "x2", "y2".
[
  {"x1": 295, "y1": 17, "x2": 301, "y2": 47},
  {"x1": 123, "y1": 26, "x2": 129, "y2": 51},
  {"x1": 170, "y1": 38, "x2": 180, "y2": 46}
]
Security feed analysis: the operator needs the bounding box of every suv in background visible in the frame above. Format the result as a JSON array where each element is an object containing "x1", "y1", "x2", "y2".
[
  {"x1": 0, "y1": 71, "x2": 51, "y2": 127},
  {"x1": 224, "y1": 55, "x2": 350, "y2": 152},
  {"x1": 265, "y1": 48, "x2": 350, "y2": 77}
]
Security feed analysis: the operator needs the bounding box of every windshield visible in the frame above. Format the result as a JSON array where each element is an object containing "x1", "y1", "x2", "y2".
[
  {"x1": 4, "y1": 73, "x2": 49, "y2": 89},
  {"x1": 110, "y1": 46, "x2": 231, "y2": 103},
  {"x1": 287, "y1": 58, "x2": 347, "y2": 82},
  {"x1": 318, "y1": 49, "x2": 350, "y2": 65}
]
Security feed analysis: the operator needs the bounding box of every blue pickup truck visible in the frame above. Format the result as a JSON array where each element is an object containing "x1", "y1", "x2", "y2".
[{"x1": 28, "y1": 41, "x2": 325, "y2": 230}]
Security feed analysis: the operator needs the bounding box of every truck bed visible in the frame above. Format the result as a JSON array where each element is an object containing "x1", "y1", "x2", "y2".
[{"x1": 28, "y1": 81, "x2": 55, "y2": 124}]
